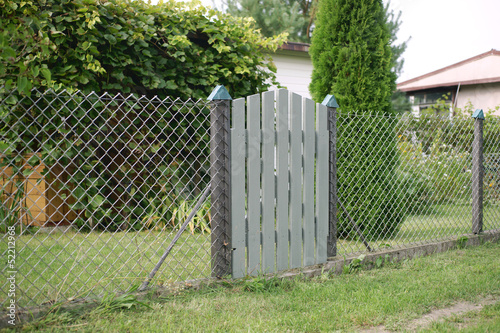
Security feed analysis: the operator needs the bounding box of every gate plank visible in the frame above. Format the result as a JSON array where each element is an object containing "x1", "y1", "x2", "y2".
[
  {"x1": 231, "y1": 98, "x2": 246, "y2": 278},
  {"x1": 261, "y1": 91, "x2": 276, "y2": 273},
  {"x1": 316, "y1": 103, "x2": 329, "y2": 264},
  {"x1": 247, "y1": 93, "x2": 261, "y2": 275},
  {"x1": 276, "y1": 89, "x2": 289, "y2": 271},
  {"x1": 303, "y1": 98, "x2": 315, "y2": 266},
  {"x1": 289, "y1": 92, "x2": 303, "y2": 268}
]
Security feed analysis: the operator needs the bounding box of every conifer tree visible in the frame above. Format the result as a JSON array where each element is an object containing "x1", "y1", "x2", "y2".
[
  {"x1": 224, "y1": 0, "x2": 316, "y2": 42},
  {"x1": 309, "y1": 0, "x2": 396, "y2": 109},
  {"x1": 309, "y1": 0, "x2": 404, "y2": 238}
]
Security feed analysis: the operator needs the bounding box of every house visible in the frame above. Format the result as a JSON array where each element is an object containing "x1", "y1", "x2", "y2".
[
  {"x1": 397, "y1": 49, "x2": 500, "y2": 115},
  {"x1": 271, "y1": 42, "x2": 313, "y2": 99}
]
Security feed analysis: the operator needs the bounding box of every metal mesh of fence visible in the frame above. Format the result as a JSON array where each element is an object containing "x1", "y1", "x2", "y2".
[
  {"x1": 0, "y1": 88, "x2": 221, "y2": 307},
  {"x1": 483, "y1": 117, "x2": 500, "y2": 231},
  {"x1": 335, "y1": 111, "x2": 486, "y2": 255},
  {"x1": 2, "y1": 88, "x2": 500, "y2": 309}
]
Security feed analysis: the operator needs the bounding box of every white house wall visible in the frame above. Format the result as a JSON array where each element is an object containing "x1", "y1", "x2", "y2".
[
  {"x1": 457, "y1": 82, "x2": 500, "y2": 114},
  {"x1": 271, "y1": 51, "x2": 313, "y2": 100}
]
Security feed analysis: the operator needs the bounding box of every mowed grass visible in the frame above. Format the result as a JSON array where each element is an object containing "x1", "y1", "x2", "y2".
[
  {"x1": 13, "y1": 239, "x2": 500, "y2": 332},
  {"x1": 2, "y1": 203, "x2": 500, "y2": 308}
]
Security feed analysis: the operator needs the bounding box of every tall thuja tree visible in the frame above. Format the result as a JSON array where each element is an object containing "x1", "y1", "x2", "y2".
[{"x1": 310, "y1": 0, "x2": 404, "y2": 238}]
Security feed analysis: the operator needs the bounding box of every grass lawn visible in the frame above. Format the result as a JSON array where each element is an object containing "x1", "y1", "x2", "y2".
[
  {"x1": 0, "y1": 230, "x2": 211, "y2": 308},
  {"x1": 1, "y1": 203, "x2": 499, "y2": 309},
  {"x1": 338, "y1": 203, "x2": 500, "y2": 255},
  {"x1": 8, "y1": 239, "x2": 500, "y2": 332}
]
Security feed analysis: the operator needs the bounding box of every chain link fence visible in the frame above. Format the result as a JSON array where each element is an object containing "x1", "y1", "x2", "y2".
[
  {"x1": 1, "y1": 88, "x2": 221, "y2": 308},
  {"x1": 1, "y1": 88, "x2": 500, "y2": 309},
  {"x1": 336, "y1": 111, "x2": 500, "y2": 255}
]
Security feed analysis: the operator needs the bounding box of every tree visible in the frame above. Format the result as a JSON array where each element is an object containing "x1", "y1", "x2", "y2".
[
  {"x1": 384, "y1": 2, "x2": 408, "y2": 78},
  {"x1": 224, "y1": 0, "x2": 316, "y2": 42},
  {"x1": 309, "y1": 0, "x2": 404, "y2": 238}
]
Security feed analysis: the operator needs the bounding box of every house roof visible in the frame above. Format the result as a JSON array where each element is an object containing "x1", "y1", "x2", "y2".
[
  {"x1": 278, "y1": 42, "x2": 310, "y2": 53},
  {"x1": 397, "y1": 49, "x2": 500, "y2": 92}
]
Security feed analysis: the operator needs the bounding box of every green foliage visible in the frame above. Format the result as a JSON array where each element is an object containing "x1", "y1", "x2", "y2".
[
  {"x1": 375, "y1": 254, "x2": 391, "y2": 269},
  {"x1": 396, "y1": 98, "x2": 500, "y2": 213},
  {"x1": 456, "y1": 236, "x2": 468, "y2": 249},
  {"x1": 0, "y1": 0, "x2": 285, "y2": 99},
  {"x1": 241, "y1": 275, "x2": 294, "y2": 292},
  {"x1": 337, "y1": 114, "x2": 404, "y2": 238},
  {"x1": 0, "y1": 180, "x2": 25, "y2": 233},
  {"x1": 0, "y1": 0, "x2": 285, "y2": 230},
  {"x1": 225, "y1": 0, "x2": 315, "y2": 42},
  {"x1": 392, "y1": 90, "x2": 412, "y2": 114},
  {"x1": 143, "y1": 196, "x2": 211, "y2": 234},
  {"x1": 342, "y1": 254, "x2": 366, "y2": 274},
  {"x1": 309, "y1": 0, "x2": 396, "y2": 108},
  {"x1": 396, "y1": 129, "x2": 472, "y2": 214},
  {"x1": 91, "y1": 290, "x2": 152, "y2": 315},
  {"x1": 384, "y1": 1, "x2": 409, "y2": 78}
]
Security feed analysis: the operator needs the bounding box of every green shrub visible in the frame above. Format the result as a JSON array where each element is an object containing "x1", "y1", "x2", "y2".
[
  {"x1": 396, "y1": 121, "x2": 473, "y2": 213},
  {"x1": 336, "y1": 113, "x2": 404, "y2": 239},
  {"x1": 0, "y1": 0, "x2": 285, "y2": 99},
  {"x1": 0, "y1": 0, "x2": 285, "y2": 231},
  {"x1": 395, "y1": 98, "x2": 500, "y2": 213}
]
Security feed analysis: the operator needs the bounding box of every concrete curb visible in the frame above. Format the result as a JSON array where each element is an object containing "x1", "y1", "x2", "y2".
[{"x1": 281, "y1": 230, "x2": 500, "y2": 280}]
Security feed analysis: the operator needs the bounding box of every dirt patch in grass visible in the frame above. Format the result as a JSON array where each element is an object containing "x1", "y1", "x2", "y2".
[{"x1": 362, "y1": 295, "x2": 500, "y2": 332}]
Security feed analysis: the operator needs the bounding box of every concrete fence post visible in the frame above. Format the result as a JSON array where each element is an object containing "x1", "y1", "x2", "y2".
[
  {"x1": 322, "y1": 94, "x2": 339, "y2": 257},
  {"x1": 208, "y1": 85, "x2": 232, "y2": 277},
  {"x1": 472, "y1": 109, "x2": 484, "y2": 234}
]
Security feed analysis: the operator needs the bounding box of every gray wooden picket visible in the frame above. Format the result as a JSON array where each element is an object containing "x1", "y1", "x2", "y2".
[
  {"x1": 289, "y1": 92, "x2": 302, "y2": 268},
  {"x1": 230, "y1": 98, "x2": 246, "y2": 279},
  {"x1": 303, "y1": 97, "x2": 316, "y2": 266},
  {"x1": 261, "y1": 91, "x2": 276, "y2": 273},
  {"x1": 230, "y1": 89, "x2": 329, "y2": 277},
  {"x1": 247, "y1": 93, "x2": 261, "y2": 274},
  {"x1": 315, "y1": 103, "x2": 329, "y2": 263}
]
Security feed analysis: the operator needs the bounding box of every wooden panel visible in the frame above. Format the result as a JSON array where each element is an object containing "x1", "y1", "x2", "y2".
[
  {"x1": 46, "y1": 176, "x2": 66, "y2": 221},
  {"x1": 230, "y1": 98, "x2": 246, "y2": 279},
  {"x1": 24, "y1": 193, "x2": 47, "y2": 226},
  {"x1": 315, "y1": 103, "x2": 329, "y2": 264},
  {"x1": 289, "y1": 92, "x2": 303, "y2": 268},
  {"x1": 0, "y1": 163, "x2": 20, "y2": 196},
  {"x1": 246, "y1": 93, "x2": 261, "y2": 275},
  {"x1": 2, "y1": 153, "x2": 79, "y2": 226},
  {"x1": 276, "y1": 89, "x2": 289, "y2": 271},
  {"x1": 24, "y1": 176, "x2": 48, "y2": 226},
  {"x1": 302, "y1": 98, "x2": 315, "y2": 266},
  {"x1": 261, "y1": 91, "x2": 276, "y2": 273}
]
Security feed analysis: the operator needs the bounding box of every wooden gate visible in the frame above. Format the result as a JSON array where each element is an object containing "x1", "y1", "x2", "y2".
[{"x1": 230, "y1": 89, "x2": 329, "y2": 278}]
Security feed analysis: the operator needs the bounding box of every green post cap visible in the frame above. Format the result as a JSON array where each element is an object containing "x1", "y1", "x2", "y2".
[
  {"x1": 321, "y1": 94, "x2": 339, "y2": 108},
  {"x1": 208, "y1": 85, "x2": 232, "y2": 101},
  {"x1": 472, "y1": 109, "x2": 484, "y2": 119}
]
